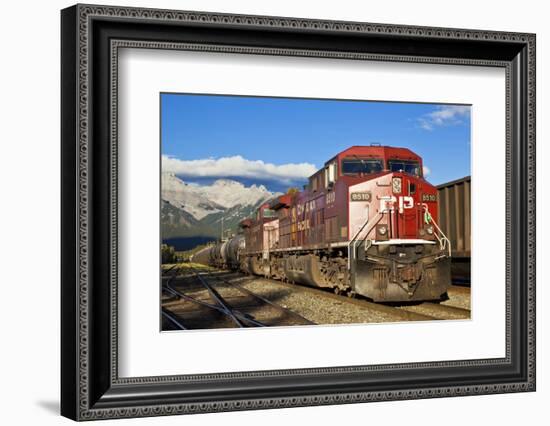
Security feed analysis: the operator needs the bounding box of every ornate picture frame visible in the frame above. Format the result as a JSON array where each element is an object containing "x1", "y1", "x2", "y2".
[{"x1": 61, "y1": 4, "x2": 535, "y2": 420}]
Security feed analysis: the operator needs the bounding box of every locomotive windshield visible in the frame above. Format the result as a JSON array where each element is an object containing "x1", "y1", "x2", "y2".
[
  {"x1": 388, "y1": 160, "x2": 421, "y2": 176},
  {"x1": 263, "y1": 208, "x2": 277, "y2": 218},
  {"x1": 341, "y1": 158, "x2": 383, "y2": 176}
]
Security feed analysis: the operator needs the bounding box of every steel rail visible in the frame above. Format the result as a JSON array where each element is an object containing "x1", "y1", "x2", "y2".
[
  {"x1": 162, "y1": 265, "x2": 263, "y2": 327},
  {"x1": 233, "y1": 274, "x2": 435, "y2": 322},
  {"x1": 259, "y1": 272, "x2": 470, "y2": 320},
  {"x1": 395, "y1": 301, "x2": 470, "y2": 320},
  {"x1": 161, "y1": 264, "x2": 178, "y2": 276},
  {"x1": 203, "y1": 271, "x2": 316, "y2": 326},
  {"x1": 196, "y1": 266, "x2": 470, "y2": 322},
  {"x1": 161, "y1": 307, "x2": 187, "y2": 330},
  {"x1": 420, "y1": 302, "x2": 471, "y2": 317},
  {"x1": 448, "y1": 284, "x2": 471, "y2": 295},
  {"x1": 194, "y1": 273, "x2": 247, "y2": 328},
  {"x1": 163, "y1": 278, "x2": 267, "y2": 327}
]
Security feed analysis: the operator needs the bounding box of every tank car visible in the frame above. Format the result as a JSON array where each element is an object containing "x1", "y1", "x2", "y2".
[
  {"x1": 189, "y1": 245, "x2": 212, "y2": 265},
  {"x1": 239, "y1": 145, "x2": 452, "y2": 302},
  {"x1": 208, "y1": 241, "x2": 227, "y2": 268},
  {"x1": 223, "y1": 234, "x2": 245, "y2": 270},
  {"x1": 203, "y1": 235, "x2": 246, "y2": 270}
]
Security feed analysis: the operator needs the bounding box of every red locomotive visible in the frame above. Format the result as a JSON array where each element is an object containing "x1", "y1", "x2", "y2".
[
  {"x1": 198, "y1": 145, "x2": 451, "y2": 302},
  {"x1": 238, "y1": 145, "x2": 451, "y2": 302}
]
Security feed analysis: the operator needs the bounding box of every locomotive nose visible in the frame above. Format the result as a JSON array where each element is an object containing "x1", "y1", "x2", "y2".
[{"x1": 354, "y1": 242, "x2": 451, "y2": 302}]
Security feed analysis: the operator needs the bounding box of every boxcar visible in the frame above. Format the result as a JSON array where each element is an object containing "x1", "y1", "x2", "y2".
[{"x1": 437, "y1": 176, "x2": 471, "y2": 283}]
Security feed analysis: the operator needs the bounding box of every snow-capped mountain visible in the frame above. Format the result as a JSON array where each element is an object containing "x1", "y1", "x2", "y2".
[
  {"x1": 161, "y1": 172, "x2": 280, "y2": 241},
  {"x1": 162, "y1": 172, "x2": 225, "y2": 220},
  {"x1": 201, "y1": 178, "x2": 274, "y2": 210},
  {"x1": 162, "y1": 173, "x2": 276, "y2": 219}
]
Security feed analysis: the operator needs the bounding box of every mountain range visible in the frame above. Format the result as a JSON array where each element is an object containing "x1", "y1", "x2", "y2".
[{"x1": 161, "y1": 172, "x2": 280, "y2": 246}]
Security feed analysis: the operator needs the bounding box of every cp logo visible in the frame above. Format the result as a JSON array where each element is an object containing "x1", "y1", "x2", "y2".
[{"x1": 379, "y1": 196, "x2": 414, "y2": 213}]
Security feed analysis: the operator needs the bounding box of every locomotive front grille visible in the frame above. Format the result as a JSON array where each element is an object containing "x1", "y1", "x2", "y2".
[
  {"x1": 396, "y1": 264, "x2": 421, "y2": 283},
  {"x1": 355, "y1": 242, "x2": 451, "y2": 302}
]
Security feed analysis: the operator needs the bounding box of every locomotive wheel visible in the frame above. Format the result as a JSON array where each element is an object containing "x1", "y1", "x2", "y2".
[
  {"x1": 334, "y1": 288, "x2": 341, "y2": 295},
  {"x1": 347, "y1": 291, "x2": 356, "y2": 298}
]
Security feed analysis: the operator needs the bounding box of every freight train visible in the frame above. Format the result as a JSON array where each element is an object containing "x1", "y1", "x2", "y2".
[
  {"x1": 191, "y1": 145, "x2": 452, "y2": 302},
  {"x1": 437, "y1": 176, "x2": 471, "y2": 284}
]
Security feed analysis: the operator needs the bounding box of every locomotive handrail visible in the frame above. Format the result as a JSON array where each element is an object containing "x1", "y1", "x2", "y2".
[
  {"x1": 421, "y1": 203, "x2": 451, "y2": 257},
  {"x1": 347, "y1": 212, "x2": 384, "y2": 270},
  {"x1": 347, "y1": 203, "x2": 451, "y2": 270},
  {"x1": 431, "y1": 219, "x2": 452, "y2": 257},
  {"x1": 349, "y1": 211, "x2": 383, "y2": 244}
]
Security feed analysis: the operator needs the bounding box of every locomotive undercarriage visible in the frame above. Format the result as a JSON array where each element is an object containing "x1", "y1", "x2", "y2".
[
  {"x1": 353, "y1": 242, "x2": 450, "y2": 302},
  {"x1": 241, "y1": 241, "x2": 450, "y2": 303},
  {"x1": 241, "y1": 250, "x2": 350, "y2": 292}
]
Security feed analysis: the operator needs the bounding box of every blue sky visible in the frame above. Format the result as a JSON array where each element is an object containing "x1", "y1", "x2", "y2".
[{"x1": 161, "y1": 93, "x2": 471, "y2": 192}]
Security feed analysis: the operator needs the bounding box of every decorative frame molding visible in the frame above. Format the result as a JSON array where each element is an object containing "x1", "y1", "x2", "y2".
[{"x1": 61, "y1": 4, "x2": 535, "y2": 421}]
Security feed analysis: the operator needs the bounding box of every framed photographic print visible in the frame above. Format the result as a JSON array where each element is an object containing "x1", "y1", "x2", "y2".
[{"x1": 61, "y1": 4, "x2": 536, "y2": 421}]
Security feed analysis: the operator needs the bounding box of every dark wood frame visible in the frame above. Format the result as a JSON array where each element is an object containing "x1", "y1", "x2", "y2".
[{"x1": 61, "y1": 4, "x2": 536, "y2": 421}]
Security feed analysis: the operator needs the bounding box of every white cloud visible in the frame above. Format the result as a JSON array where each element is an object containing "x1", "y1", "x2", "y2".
[
  {"x1": 162, "y1": 155, "x2": 317, "y2": 184},
  {"x1": 418, "y1": 105, "x2": 470, "y2": 131},
  {"x1": 423, "y1": 165, "x2": 431, "y2": 176}
]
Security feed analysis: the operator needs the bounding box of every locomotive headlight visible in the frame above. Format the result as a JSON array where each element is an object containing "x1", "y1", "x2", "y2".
[
  {"x1": 426, "y1": 225, "x2": 434, "y2": 235},
  {"x1": 392, "y1": 177, "x2": 402, "y2": 194},
  {"x1": 376, "y1": 224, "x2": 389, "y2": 240}
]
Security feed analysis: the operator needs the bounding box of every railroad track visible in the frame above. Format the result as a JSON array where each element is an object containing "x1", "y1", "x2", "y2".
[
  {"x1": 161, "y1": 307, "x2": 187, "y2": 330},
  {"x1": 242, "y1": 277, "x2": 436, "y2": 322},
  {"x1": 449, "y1": 284, "x2": 471, "y2": 295},
  {"x1": 397, "y1": 302, "x2": 470, "y2": 320},
  {"x1": 161, "y1": 265, "x2": 471, "y2": 328},
  {"x1": 233, "y1": 273, "x2": 471, "y2": 322},
  {"x1": 161, "y1": 265, "x2": 314, "y2": 330}
]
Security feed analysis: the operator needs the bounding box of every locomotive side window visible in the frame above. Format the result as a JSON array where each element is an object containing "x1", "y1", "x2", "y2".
[
  {"x1": 387, "y1": 160, "x2": 421, "y2": 177},
  {"x1": 341, "y1": 158, "x2": 383, "y2": 176},
  {"x1": 326, "y1": 162, "x2": 337, "y2": 186},
  {"x1": 310, "y1": 171, "x2": 325, "y2": 192},
  {"x1": 263, "y1": 208, "x2": 277, "y2": 218}
]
